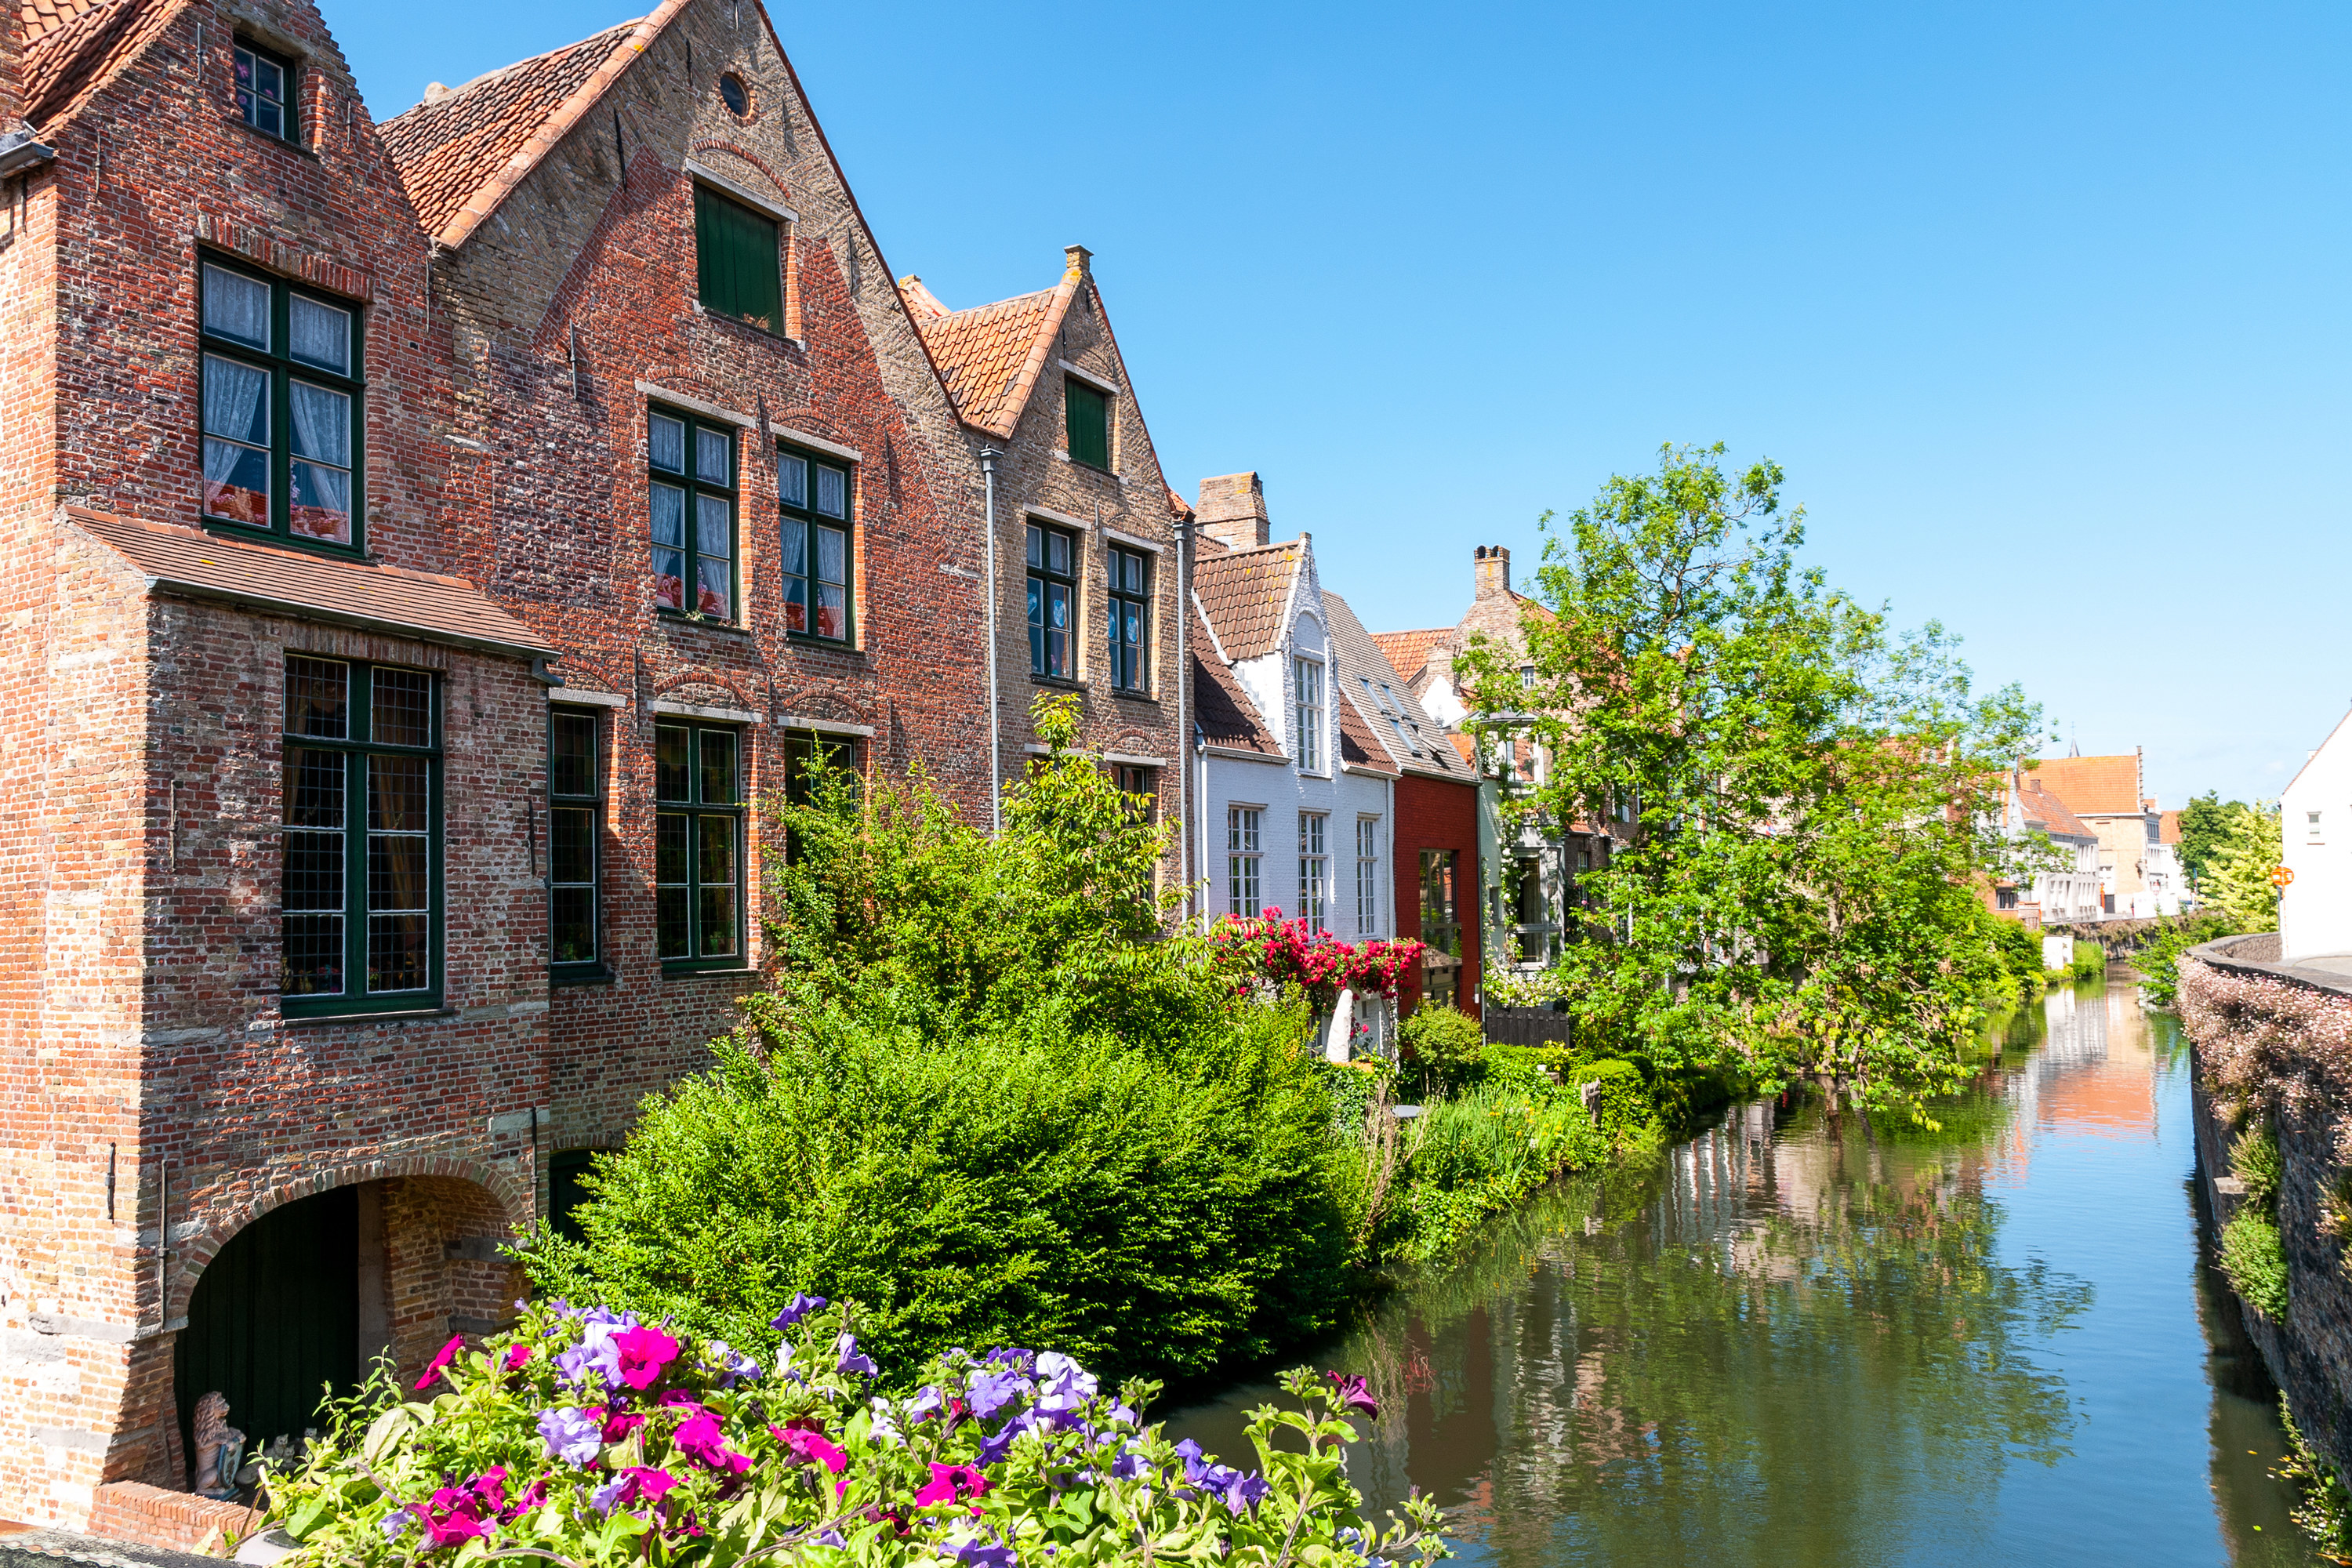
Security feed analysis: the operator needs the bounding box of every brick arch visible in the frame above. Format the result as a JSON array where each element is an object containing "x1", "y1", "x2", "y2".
[
  {"x1": 169, "y1": 1156, "x2": 530, "y2": 1322},
  {"x1": 649, "y1": 673, "x2": 762, "y2": 713},
  {"x1": 687, "y1": 140, "x2": 794, "y2": 205},
  {"x1": 775, "y1": 684, "x2": 875, "y2": 728}
]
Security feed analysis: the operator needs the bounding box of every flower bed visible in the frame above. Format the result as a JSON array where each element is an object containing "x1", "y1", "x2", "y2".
[{"x1": 261, "y1": 1294, "x2": 1448, "y2": 1568}]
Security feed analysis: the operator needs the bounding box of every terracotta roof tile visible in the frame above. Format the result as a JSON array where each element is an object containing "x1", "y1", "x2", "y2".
[
  {"x1": 1192, "y1": 540, "x2": 1301, "y2": 662},
  {"x1": 1189, "y1": 606, "x2": 1279, "y2": 756},
  {"x1": 2160, "y1": 809, "x2": 2183, "y2": 844},
  {"x1": 379, "y1": 20, "x2": 640, "y2": 241},
  {"x1": 23, "y1": 0, "x2": 176, "y2": 128},
  {"x1": 2031, "y1": 754, "x2": 2143, "y2": 818},
  {"x1": 1336, "y1": 689, "x2": 1397, "y2": 776},
  {"x1": 1367, "y1": 627, "x2": 1446, "y2": 684},
  {"x1": 68, "y1": 508, "x2": 555, "y2": 661},
  {"x1": 19, "y1": 0, "x2": 106, "y2": 42},
  {"x1": 2017, "y1": 777, "x2": 2096, "y2": 841},
  {"x1": 902, "y1": 257, "x2": 1091, "y2": 439}
]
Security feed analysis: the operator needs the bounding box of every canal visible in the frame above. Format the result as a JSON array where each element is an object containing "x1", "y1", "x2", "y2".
[{"x1": 1168, "y1": 978, "x2": 2319, "y2": 1566}]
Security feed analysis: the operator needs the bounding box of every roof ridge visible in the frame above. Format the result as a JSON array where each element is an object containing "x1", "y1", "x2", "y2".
[{"x1": 426, "y1": 19, "x2": 640, "y2": 104}]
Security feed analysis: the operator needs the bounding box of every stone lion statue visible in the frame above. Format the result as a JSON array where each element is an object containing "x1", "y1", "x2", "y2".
[{"x1": 192, "y1": 1392, "x2": 244, "y2": 1497}]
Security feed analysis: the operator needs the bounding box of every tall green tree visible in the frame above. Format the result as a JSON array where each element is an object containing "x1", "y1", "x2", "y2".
[
  {"x1": 1457, "y1": 445, "x2": 2042, "y2": 1122},
  {"x1": 2197, "y1": 799, "x2": 2283, "y2": 931},
  {"x1": 2176, "y1": 789, "x2": 2238, "y2": 891}
]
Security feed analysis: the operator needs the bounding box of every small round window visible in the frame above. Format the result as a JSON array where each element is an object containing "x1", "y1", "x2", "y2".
[{"x1": 718, "y1": 74, "x2": 750, "y2": 117}]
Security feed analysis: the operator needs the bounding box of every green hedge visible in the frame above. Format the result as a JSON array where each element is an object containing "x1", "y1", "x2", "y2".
[{"x1": 1566, "y1": 1058, "x2": 1657, "y2": 1143}]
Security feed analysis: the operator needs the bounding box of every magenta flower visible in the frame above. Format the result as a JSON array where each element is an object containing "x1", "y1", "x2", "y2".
[
  {"x1": 418, "y1": 1488, "x2": 488, "y2": 1548},
  {"x1": 613, "y1": 1326, "x2": 679, "y2": 1391},
  {"x1": 768, "y1": 1423, "x2": 848, "y2": 1474},
  {"x1": 414, "y1": 1334, "x2": 466, "y2": 1391},
  {"x1": 672, "y1": 1410, "x2": 751, "y2": 1475},
  {"x1": 503, "y1": 1344, "x2": 532, "y2": 1374},
  {"x1": 913, "y1": 1463, "x2": 991, "y2": 1507},
  {"x1": 1327, "y1": 1372, "x2": 1378, "y2": 1417}
]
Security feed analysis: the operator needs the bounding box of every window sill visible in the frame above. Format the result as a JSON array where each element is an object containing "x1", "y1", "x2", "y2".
[
  {"x1": 281, "y1": 1004, "x2": 455, "y2": 1026},
  {"x1": 1109, "y1": 688, "x2": 1158, "y2": 705},
  {"x1": 656, "y1": 612, "x2": 753, "y2": 638},
  {"x1": 661, "y1": 964, "x2": 760, "y2": 980},
  {"x1": 550, "y1": 967, "x2": 617, "y2": 988},
  {"x1": 201, "y1": 520, "x2": 372, "y2": 563},
  {"x1": 1029, "y1": 673, "x2": 1086, "y2": 691},
  {"x1": 785, "y1": 633, "x2": 863, "y2": 656},
  {"x1": 691, "y1": 300, "x2": 801, "y2": 348}
]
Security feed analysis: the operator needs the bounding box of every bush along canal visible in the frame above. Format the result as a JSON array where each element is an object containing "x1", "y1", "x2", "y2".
[{"x1": 1171, "y1": 977, "x2": 2324, "y2": 1566}]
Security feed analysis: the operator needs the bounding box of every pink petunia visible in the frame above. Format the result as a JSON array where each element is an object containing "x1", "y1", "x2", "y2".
[
  {"x1": 768, "y1": 1423, "x2": 848, "y2": 1474},
  {"x1": 414, "y1": 1334, "x2": 466, "y2": 1392},
  {"x1": 913, "y1": 1463, "x2": 991, "y2": 1507},
  {"x1": 504, "y1": 1343, "x2": 532, "y2": 1373},
  {"x1": 613, "y1": 1326, "x2": 680, "y2": 1391}
]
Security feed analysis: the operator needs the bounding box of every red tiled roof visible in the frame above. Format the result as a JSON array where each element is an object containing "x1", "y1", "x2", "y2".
[
  {"x1": 1336, "y1": 690, "x2": 1398, "y2": 776},
  {"x1": 2031, "y1": 754, "x2": 2143, "y2": 817},
  {"x1": 68, "y1": 508, "x2": 556, "y2": 660},
  {"x1": 379, "y1": 5, "x2": 687, "y2": 248},
  {"x1": 2160, "y1": 809, "x2": 2183, "y2": 844},
  {"x1": 1324, "y1": 592, "x2": 1463, "y2": 780},
  {"x1": 23, "y1": 0, "x2": 176, "y2": 128},
  {"x1": 1189, "y1": 606, "x2": 1279, "y2": 756},
  {"x1": 1192, "y1": 540, "x2": 1301, "y2": 662},
  {"x1": 1367, "y1": 627, "x2": 1446, "y2": 683},
  {"x1": 2017, "y1": 777, "x2": 2096, "y2": 842},
  {"x1": 902, "y1": 256, "x2": 1086, "y2": 440}
]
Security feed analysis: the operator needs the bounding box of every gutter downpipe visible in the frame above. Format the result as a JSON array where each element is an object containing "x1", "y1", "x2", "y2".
[
  {"x1": 1174, "y1": 517, "x2": 1190, "y2": 908},
  {"x1": 980, "y1": 446, "x2": 1004, "y2": 835},
  {"x1": 1196, "y1": 723, "x2": 1211, "y2": 934}
]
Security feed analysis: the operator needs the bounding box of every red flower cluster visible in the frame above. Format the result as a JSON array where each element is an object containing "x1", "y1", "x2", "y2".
[{"x1": 1210, "y1": 911, "x2": 1425, "y2": 1009}]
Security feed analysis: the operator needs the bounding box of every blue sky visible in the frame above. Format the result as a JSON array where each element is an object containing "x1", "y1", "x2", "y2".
[{"x1": 339, "y1": 2, "x2": 2352, "y2": 807}]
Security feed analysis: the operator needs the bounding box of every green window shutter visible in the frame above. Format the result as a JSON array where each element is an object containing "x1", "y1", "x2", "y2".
[
  {"x1": 694, "y1": 185, "x2": 782, "y2": 332},
  {"x1": 1066, "y1": 378, "x2": 1110, "y2": 469}
]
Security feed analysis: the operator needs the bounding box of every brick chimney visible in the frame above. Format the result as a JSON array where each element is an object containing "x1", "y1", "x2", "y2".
[
  {"x1": 1196, "y1": 472, "x2": 1269, "y2": 551},
  {"x1": 1474, "y1": 544, "x2": 1511, "y2": 599}
]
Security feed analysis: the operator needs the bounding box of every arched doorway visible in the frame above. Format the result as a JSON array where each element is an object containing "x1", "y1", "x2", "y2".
[{"x1": 174, "y1": 1185, "x2": 359, "y2": 1465}]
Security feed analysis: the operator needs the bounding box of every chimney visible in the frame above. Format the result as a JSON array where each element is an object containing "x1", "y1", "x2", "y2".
[
  {"x1": 1475, "y1": 544, "x2": 1511, "y2": 599},
  {"x1": 1196, "y1": 472, "x2": 1269, "y2": 551}
]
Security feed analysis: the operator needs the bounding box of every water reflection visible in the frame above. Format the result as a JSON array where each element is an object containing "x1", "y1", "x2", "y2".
[{"x1": 1168, "y1": 981, "x2": 2319, "y2": 1566}]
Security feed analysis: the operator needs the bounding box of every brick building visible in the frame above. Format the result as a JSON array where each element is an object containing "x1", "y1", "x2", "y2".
[
  {"x1": 899, "y1": 254, "x2": 1189, "y2": 858},
  {"x1": 0, "y1": 0, "x2": 998, "y2": 1540}
]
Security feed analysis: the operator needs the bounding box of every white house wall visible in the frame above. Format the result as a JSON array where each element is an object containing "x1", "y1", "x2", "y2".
[{"x1": 2283, "y1": 710, "x2": 2352, "y2": 961}]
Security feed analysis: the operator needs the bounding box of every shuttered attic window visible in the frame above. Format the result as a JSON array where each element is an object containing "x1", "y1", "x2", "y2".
[
  {"x1": 694, "y1": 184, "x2": 782, "y2": 332},
  {"x1": 1065, "y1": 376, "x2": 1111, "y2": 470}
]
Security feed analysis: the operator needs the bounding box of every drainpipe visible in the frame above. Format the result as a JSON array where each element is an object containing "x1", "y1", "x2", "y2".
[
  {"x1": 979, "y1": 446, "x2": 1004, "y2": 836},
  {"x1": 1196, "y1": 723, "x2": 1211, "y2": 933},
  {"x1": 1174, "y1": 517, "x2": 1190, "y2": 904}
]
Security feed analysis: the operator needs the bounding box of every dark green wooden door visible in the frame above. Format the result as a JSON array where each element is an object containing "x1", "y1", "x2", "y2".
[{"x1": 176, "y1": 1184, "x2": 358, "y2": 1460}]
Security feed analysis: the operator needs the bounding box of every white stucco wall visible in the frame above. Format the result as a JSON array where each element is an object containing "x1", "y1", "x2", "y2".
[{"x1": 2283, "y1": 711, "x2": 2352, "y2": 961}]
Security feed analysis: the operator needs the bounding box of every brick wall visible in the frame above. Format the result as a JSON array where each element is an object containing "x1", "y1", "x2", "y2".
[{"x1": 1391, "y1": 772, "x2": 1480, "y2": 1019}]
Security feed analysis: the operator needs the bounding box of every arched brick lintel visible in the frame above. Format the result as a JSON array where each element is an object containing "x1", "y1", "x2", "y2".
[{"x1": 169, "y1": 1156, "x2": 532, "y2": 1320}]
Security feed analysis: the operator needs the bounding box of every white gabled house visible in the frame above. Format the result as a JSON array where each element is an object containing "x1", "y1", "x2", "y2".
[{"x1": 2283, "y1": 710, "x2": 2352, "y2": 960}]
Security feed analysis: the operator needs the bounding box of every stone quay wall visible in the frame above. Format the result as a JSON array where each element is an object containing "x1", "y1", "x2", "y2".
[{"x1": 2180, "y1": 935, "x2": 2352, "y2": 1472}]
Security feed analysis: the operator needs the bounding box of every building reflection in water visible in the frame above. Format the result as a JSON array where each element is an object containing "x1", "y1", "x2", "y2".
[{"x1": 1165, "y1": 982, "x2": 2309, "y2": 1568}]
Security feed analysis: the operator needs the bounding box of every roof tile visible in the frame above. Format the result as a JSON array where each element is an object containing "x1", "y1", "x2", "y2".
[
  {"x1": 379, "y1": 20, "x2": 639, "y2": 241},
  {"x1": 1192, "y1": 541, "x2": 1301, "y2": 662},
  {"x1": 1189, "y1": 605, "x2": 1279, "y2": 755},
  {"x1": 1325, "y1": 592, "x2": 1461, "y2": 779},
  {"x1": 2031, "y1": 754, "x2": 2143, "y2": 818},
  {"x1": 1367, "y1": 627, "x2": 1445, "y2": 684},
  {"x1": 69, "y1": 508, "x2": 555, "y2": 660}
]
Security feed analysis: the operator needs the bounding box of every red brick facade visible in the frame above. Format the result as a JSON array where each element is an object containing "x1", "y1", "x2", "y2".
[{"x1": 1390, "y1": 771, "x2": 1482, "y2": 1020}]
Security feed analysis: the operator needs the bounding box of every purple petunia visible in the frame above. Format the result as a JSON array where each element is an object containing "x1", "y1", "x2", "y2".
[
  {"x1": 975, "y1": 1411, "x2": 1034, "y2": 1466},
  {"x1": 938, "y1": 1535, "x2": 1017, "y2": 1568},
  {"x1": 965, "y1": 1369, "x2": 1027, "y2": 1420},
  {"x1": 771, "y1": 1292, "x2": 829, "y2": 1331},
  {"x1": 906, "y1": 1385, "x2": 947, "y2": 1422},
  {"x1": 536, "y1": 1406, "x2": 602, "y2": 1467},
  {"x1": 835, "y1": 1330, "x2": 878, "y2": 1379},
  {"x1": 1327, "y1": 1372, "x2": 1379, "y2": 1418},
  {"x1": 1109, "y1": 1445, "x2": 1150, "y2": 1482},
  {"x1": 1173, "y1": 1439, "x2": 1207, "y2": 1485},
  {"x1": 706, "y1": 1341, "x2": 760, "y2": 1385},
  {"x1": 379, "y1": 1511, "x2": 414, "y2": 1542}
]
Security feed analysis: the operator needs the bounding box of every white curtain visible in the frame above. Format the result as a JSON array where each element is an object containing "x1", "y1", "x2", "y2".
[
  {"x1": 288, "y1": 380, "x2": 351, "y2": 528},
  {"x1": 289, "y1": 295, "x2": 350, "y2": 374},
  {"x1": 201, "y1": 266, "x2": 269, "y2": 348},
  {"x1": 816, "y1": 464, "x2": 845, "y2": 517},
  {"x1": 696, "y1": 494, "x2": 731, "y2": 559},
  {"x1": 816, "y1": 524, "x2": 844, "y2": 586},
  {"x1": 649, "y1": 413, "x2": 686, "y2": 473},
  {"x1": 696, "y1": 427, "x2": 731, "y2": 485},
  {"x1": 201, "y1": 356, "x2": 266, "y2": 485}
]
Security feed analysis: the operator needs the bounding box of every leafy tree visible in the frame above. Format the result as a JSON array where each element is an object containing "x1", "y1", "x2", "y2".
[
  {"x1": 2176, "y1": 789, "x2": 2238, "y2": 891},
  {"x1": 1456, "y1": 444, "x2": 2042, "y2": 1123},
  {"x1": 2198, "y1": 799, "x2": 2284, "y2": 931}
]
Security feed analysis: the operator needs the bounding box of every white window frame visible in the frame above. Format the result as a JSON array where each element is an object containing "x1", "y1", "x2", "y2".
[
  {"x1": 1356, "y1": 817, "x2": 1380, "y2": 936},
  {"x1": 1228, "y1": 805, "x2": 1264, "y2": 916},
  {"x1": 1298, "y1": 811, "x2": 1329, "y2": 934},
  {"x1": 1294, "y1": 657, "x2": 1325, "y2": 773}
]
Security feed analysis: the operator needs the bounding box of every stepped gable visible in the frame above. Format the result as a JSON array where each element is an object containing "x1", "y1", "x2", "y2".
[
  {"x1": 1192, "y1": 539, "x2": 1302, "y2": 662},
  {"x1": 379, "y1": 8, "x2": 677, "y2": 246}
]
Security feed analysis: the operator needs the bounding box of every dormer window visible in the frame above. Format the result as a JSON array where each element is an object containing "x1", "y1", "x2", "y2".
[
  {"x1": 235, "y1": 40, "x2": 296, "y2": 141},
  {"x1": 1294, "y1": 657, "x2": 1324, "y2": 772}
]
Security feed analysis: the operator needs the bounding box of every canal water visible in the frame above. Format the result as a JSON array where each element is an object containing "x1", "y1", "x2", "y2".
[{"x1": 1167, "y1": 978, "x2": 2319, "y2": 1566}]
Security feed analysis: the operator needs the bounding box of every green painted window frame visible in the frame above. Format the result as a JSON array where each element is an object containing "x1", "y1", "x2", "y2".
[
  {"x1": 648, "y1": 404, "x2": 739, "y2": 623},
  {"x1": 1027, "y1": 521, "x2": 1080, "y2": 679},
  {"x1": 233, "y1": 37, "x2": 299, "y2": 143},
  {"x1": 1419, "y1": 848, "x2": 1461, "y2": 1008},
  {"x1": 1105, "y1": 543, "x2": 1149, "y2": 693},
  {"x1": 776, "y1": 442, "x2": 855, "y2": 645},
  {"x1": 549, "y1": 708, "x2": 605, "y2": 982},
  {"x1": 280, "y1": 655, "x2": 441, "y2": 1017},
  {"x1": 655, "y1": 722, "x2": 746, "y2": 971},
  {"x1": 693, "y1": 183, "x2": 783, "y2": 332},
  {"x1": 198, "y1": 249, "x2": 365, "y2": 556},
  {"x1": 1065, "y1": 376, "x2": 1111, "y2": 470}
]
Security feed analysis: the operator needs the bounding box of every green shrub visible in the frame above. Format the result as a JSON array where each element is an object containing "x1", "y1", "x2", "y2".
[
  {"x1": 1316, "y1": 1055, "x2": 1388, "y2": 1139},
  {"x1": 2070, "y1": 939, "x2": 2107, "y2": 981},
  {"x1": 1567, "y1": 1058, "x2": 1658, "y2": 1143},
  {"x1": 1399, "y1": 1003, "x2": 1485, "y2": 1085},
  {"x1": 1393, "y1": 1081, "x2": 1606, "y2": 1259},
  {"x1": 2233, "y1": 1126, "x2": 2285, "y2": 1213},
  {"x1": 2220, "y1": 1208, "x2": 2290, "y2": 1319},
  {"x1": 1988, "y1": 915, "x2": 2045, "y2": 993},
  {"x1": 524, "y1": 998, "x2": 1352, "y2": 1386}
]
